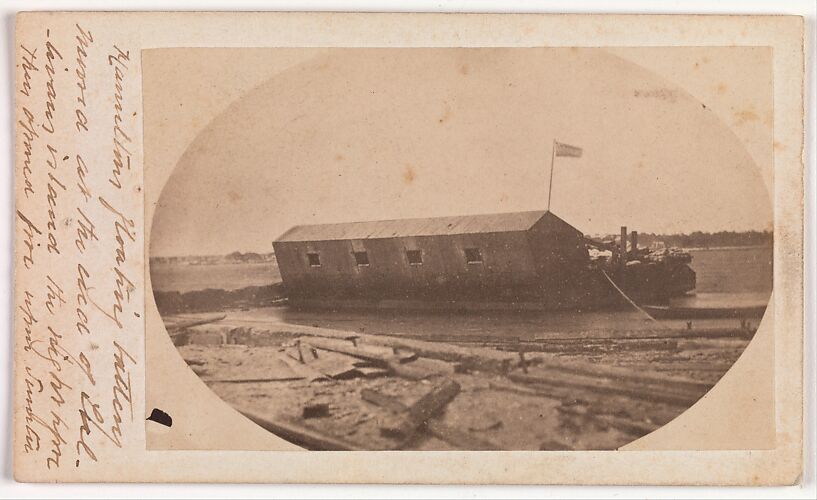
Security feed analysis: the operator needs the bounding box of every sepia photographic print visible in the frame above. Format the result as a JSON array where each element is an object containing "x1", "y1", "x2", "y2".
[
  {"x1": 146, "y1": 47, "x2": 774, "y2": 451},
  {"x1": 13, "y1": 11, "x2": 805, "y2": 485}
]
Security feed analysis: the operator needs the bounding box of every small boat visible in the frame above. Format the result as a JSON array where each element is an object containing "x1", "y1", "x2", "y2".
[{"x1": 641, "y1": 304, "x2": 767, "y2": 319}]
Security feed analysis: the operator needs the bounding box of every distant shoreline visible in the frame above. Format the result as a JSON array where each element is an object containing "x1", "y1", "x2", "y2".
[
  {"x1": 684, "y1": 245, "x2": 773, "y2": 252},
  {"x1": 149, "y1": 244, "x2": 772, "y2": 265}
]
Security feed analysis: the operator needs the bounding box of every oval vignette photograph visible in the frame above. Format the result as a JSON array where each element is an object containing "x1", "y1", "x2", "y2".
[{"x1": 144, "y1": 47, "x2": 773, "y2": 451}]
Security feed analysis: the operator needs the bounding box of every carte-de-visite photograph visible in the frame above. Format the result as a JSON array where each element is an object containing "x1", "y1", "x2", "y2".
[{"x1": 144, "y1": 47, "x2": 773, "y2": 451}]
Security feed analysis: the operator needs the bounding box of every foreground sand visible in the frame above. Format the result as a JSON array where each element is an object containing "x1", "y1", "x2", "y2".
[{"x1": 164, "y1": 309, "x2": 754, "y2": 451}]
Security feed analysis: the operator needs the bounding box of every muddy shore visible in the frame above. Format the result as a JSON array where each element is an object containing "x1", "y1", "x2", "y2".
[{"x1": 153, "y1": 283, "x2": 286, "y2": 314}]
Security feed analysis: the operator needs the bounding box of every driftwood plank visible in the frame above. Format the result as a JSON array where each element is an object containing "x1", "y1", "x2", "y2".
[
  {"x1": 375, "y1": 379, "x2": 461, "y2": 441},
  {"x1": 352, "y1": 366, "x2": 391, "y2": 378},
  {"x1": 507, "y1": 369, "x2": 706, "y2": 408},
  {"x1": 388, "y1": 357, "x2": 456, "y2": 380},
  {"x1": 528, "y1": 355, "x2": 713, "y2": 393},
  {"x1": 488, "y1": 380, "x2": 572, "y2": 400},
  {"x1": 305, "y1": 336, "x2": 416, "y2": 363},
  {"x1": 361, "y1": 388, "x2": 498, "y2": 450}
]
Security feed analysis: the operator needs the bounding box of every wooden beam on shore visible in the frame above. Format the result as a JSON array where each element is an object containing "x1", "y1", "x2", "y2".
[
  {"x1": 488, "y1": 379, "x2": 575, "y2": 402},
  {"x1": 187, "y1": 320, "x2": 715, "y2": 394},
  {"x1": 507, "y1": 370, "x2": 707, "y2": 408},
  {"x1": 374, "y1": 379, "x2": 461, "y2": 442},
  {"x1": 388, "y1": 357, "x2": 456, "y2": 380},
  {"x1": 361, "y1": 386, "x2": 498, "y2": 450},
  {"x1": 305, "y1": 336, "x2": 417, "y2": 364}
]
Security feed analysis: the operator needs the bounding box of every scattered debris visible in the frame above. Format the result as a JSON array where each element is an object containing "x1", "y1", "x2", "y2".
[
  {"x1": 278, "y1": 354, "x2": 330, "y2": 382},
  {"x1": 303, "y1": 403, "x2": 331, "y2": 419},
  {"x1": 171, "y1": 312, "x2": 754, "y2": 450},
  {"x1": 361, "y1": 387, "x2": 498, "y2": 450},
  {"x1": 377, "y1": 379, "x2": 461, "y2": 441}
]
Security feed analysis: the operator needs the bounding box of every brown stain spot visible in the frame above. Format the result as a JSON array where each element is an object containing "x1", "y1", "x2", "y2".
[
  {"x1": 733, "y1": 109, "x2": 760, "y2": 126},
  {"x1": 334, "y1": 154, "x2": 345, "y2": 162},
  {"x1": 459, "y1": 64, "x2": 469, "y2": 75},
  {"x1": 499, "y1": 193, "x2": 509, "y2": 203},
  {"x1": 403, "y1": 165, "x2": 416, "y2": 184},
  {"x1": 227, "y1": 190, "x2": 242, "y2": 203},
  {"x1": 693, "y1": 62, "x2": 700, "y2": 70},
  {"x1": 716, "y1": 83, "x2": 728, "y2": 94},
  {"x1": 437, "y1": 102, "x2": 452, "y2": 124},
  {"x1": 702, "y1": 56, "x2": 710, "y2": 64},
  {"x1": 773, "y1": 141, "x2": 786, "y2": 151}
]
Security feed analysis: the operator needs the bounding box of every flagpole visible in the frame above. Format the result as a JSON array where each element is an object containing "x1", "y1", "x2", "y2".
[{"x1": 547, "y1": 139, "x2": 556, "y2": 211}]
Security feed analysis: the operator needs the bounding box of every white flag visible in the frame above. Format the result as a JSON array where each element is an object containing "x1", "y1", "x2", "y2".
[{"x1": 554, "y1": 141, "x2": 583, "y2": 158}]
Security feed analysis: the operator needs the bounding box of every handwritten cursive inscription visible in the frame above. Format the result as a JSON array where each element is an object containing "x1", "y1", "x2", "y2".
[
  {"x1": 107, "y1": 46, "x2": 132, "y2": 189},
  {"x1": 73, "y1": 24, "x2": 94, "y2": 132},
  {"x1": 42, "y1": 33, "x2": 63, "y2": 134},
  {"x1": 15, "y1": 23, "x2": 141, "y2": 476},
  {"x1": 19, "y1": 44, "x2": 39, "y2": 97},
  {"x1": 76, "y1": 342, "x2": 135, "y2": 464}
]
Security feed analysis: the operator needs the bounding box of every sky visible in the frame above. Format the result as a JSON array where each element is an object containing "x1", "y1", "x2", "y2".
[{"x1": 147, "y1": 48, "x2": 773, "y2": 257}]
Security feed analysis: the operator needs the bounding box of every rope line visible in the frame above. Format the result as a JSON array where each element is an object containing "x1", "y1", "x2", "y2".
[{"x1": 600, "y1": 269, "x2": 661, "y2": 324}]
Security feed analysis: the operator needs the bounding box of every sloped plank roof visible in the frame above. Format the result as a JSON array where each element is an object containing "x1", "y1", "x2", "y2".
[{"x1": 275, "y1": 210, "x2": 568, "y2": 242}]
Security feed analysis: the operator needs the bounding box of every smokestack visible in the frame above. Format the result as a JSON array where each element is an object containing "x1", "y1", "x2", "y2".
[
  {"x1": 630, "y1": 230, "x2": 638, "y2": 259},
  {"x1": 620, "y1": 226, "x2": 627, "y2": 288}
]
